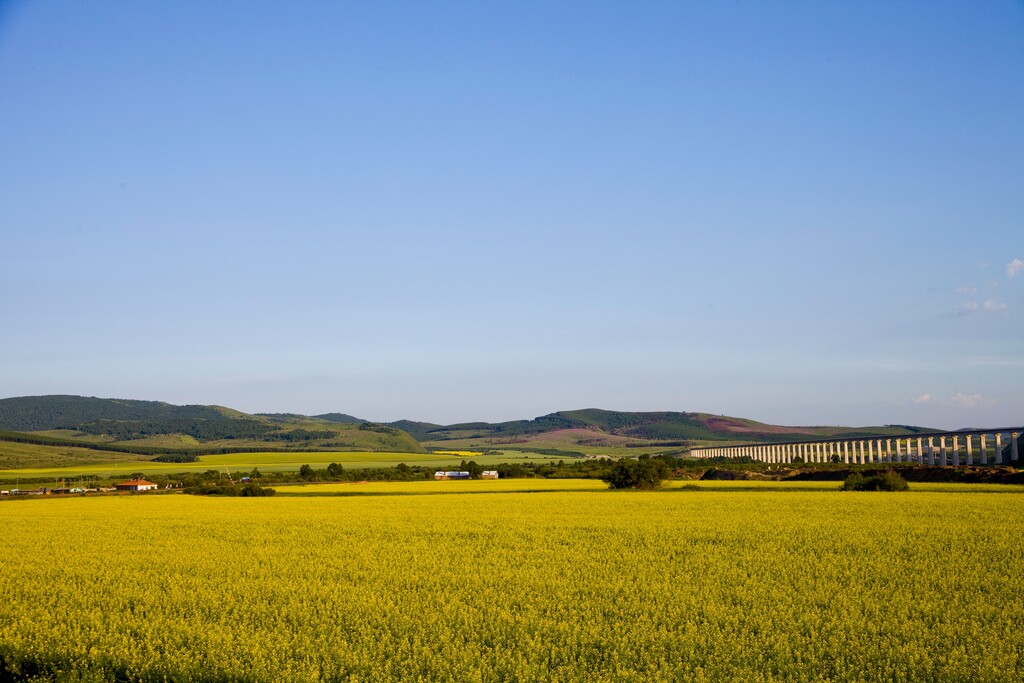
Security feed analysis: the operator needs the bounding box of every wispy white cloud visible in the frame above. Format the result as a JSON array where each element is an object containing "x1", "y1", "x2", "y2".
[
  {"x1": 947, "y1": 258, "x2": 1018, "y2": 318},
  {"x1": 954, "y1": 302, "x2": 978, "y2": 316},
  {"x1": 949, "y1": 392, "x2": 984, "y2": 408},
  {"x1": 911, "y1": 392, "x2": 991, "y2": 409},
  {"x1": 953, "y1": 299, "x2": 1008, "y2": 316}
]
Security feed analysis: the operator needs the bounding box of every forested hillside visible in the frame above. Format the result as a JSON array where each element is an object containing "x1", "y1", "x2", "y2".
[
  {"x1": 0, "y1": 395, "x2": 234, "y2": 432},
  {"x1": 0, "y1": 396, "x2": 935, "y2": 458},
  {"x1": 0, "y1": 396, "x2": 424, "y2": 454},
  {"x1": 395, "y1": 409, "x2": 936, "y2": 445}
]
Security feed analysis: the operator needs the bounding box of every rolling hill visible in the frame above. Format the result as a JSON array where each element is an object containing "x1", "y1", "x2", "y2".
[
  {"x1": 0, "y1": 396, "x2": 943, "y2": 466},
  {"x1": 389, "y1": 409, "x2": 938, "y2": 447},
  {"x1": 0, "y1": 396, "x2": 425, "y2": 455}
]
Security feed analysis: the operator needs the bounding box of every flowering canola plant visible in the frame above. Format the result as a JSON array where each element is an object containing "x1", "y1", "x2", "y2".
[{"x1": 1, "y1": 485, "x2": 1022, "y2": 681}]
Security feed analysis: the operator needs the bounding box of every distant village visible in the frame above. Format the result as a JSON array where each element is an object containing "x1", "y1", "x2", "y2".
[
  {"x1": 434, "y1": 470, "x2": 499, "y2": 480},
  {"x1": 1, "y1": 478, "x2": 164, "y2": 496},
  {"x1": 2, "y1": 472, "x2": 501, "y2": 496}
]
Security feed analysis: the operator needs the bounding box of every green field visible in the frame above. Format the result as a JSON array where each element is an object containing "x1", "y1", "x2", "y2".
[
  {"x1": 275, "y1": 478, "x2": 1024, "y2": 496},
  {"x1": 274, "y1": 478, "x2": 613, "y2": 496},
  {"x1": 26, "y1": 430, "x2": 201, "y2": 448},
  {"x1": 0, "y1": 449, "x2": 571, "y2": 482},
  {"x1": 0, "y1": 440, "x2": 150, "y2": 470},
  {"x1": 2, "y1": 481, "x2": 1022, "y2": 681},
  {"x1": 424, "y1": 434, "x2": 675, "y2": 457}
]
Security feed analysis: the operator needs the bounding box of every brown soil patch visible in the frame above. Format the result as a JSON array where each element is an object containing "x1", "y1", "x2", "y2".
[
  {"x1": 704, "y1": 416, "x2": 817, "y2": 436},
  {"x1": 523, "y1": 429, "x2": 639, "y2": 446}
]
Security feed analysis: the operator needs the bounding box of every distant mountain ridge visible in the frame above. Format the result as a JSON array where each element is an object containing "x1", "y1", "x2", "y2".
[
  {"x1": 0, "y1": 395, "x2": 423, "y2": 454},
  {"x1": 0, "y1": 396, "x2": 938, "y2": 450},
  {"x1": 0, "y1": 395, "x2": 239, "y2": 432},
  {"x1": 314, "y1": 413, "x2": 364, "y2": 424},
  {"x1": 386, "y1": 409, "x2": 938, "y2": 444}
]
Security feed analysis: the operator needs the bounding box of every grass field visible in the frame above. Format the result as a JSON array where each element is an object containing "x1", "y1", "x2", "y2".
[
  {"x1": 25, "y1": 431, "x2": 202, "y2": 448},
  {"x1": 0, "y1": 440, "x2": 150, "y2": 470},
  {"x1": 424, "y1": 431, "x2": 676, "y2": 457},
  {"x1": 2, "y1": 482, "x2": 1022, "y2": 681},
  {"x1": 0, "y1": 449, "x2": 570, "y2": 482},
  {"x1": 274, "y1": 478, "x2": 1024, "y2": 496}
]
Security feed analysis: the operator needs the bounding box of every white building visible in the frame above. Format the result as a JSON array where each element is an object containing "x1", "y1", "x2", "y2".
[
  {"x1": 114, "y1": 478, "x2": 159, "y2": 492},
  {"x1": 434, "y1": 471, "x2": 471, "y2": 480}
]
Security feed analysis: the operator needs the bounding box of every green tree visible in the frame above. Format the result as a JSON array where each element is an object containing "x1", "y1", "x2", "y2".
[
  {"x1": 238, "y1": 483, "x2": 276, "y2": 497},
  {"x1": 600, "y1": 457, "x2": 668, "y2": 490},
  {"x1": 460, "y1": 459, "x2": 484, "y2": 479},
  {"x1": 299, "y1": 464, "x2": 314, "y2": 480},
  {"x1": 326, "y1": 462, "x2": 344, "y2": 478},
  {"x1": 841, "y1": 471, "x2": 908, "y2": 492}
]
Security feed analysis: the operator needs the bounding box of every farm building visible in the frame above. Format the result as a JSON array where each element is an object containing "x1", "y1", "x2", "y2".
[
  {"x1": 481, "y1": 471, "x2": 499, "y2": 479},
  {"x1": 434, "y1": 471, "x2": 471, "y2": 480},
  {"x1": 114, "y1": 479, "x2": 159, "y2": 492}
]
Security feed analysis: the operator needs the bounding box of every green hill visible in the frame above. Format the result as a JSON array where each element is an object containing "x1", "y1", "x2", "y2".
[
  {"x1": 0, "y1": 439, "x2": 149, "y2": 470},
  {"x1": 0, "y1": 396, "x2": 424, "y2": 455},
  {"x1": 0, "y1": 396, "x2": 940, "y2": 465},
  {"x1": 389, "y1": 410, "x2": 752, "y2": 443},
  {"x1": 385, "y1": 420, "x2": 444, "y2": 441},
  {"x1": 314, "y1": 413, "x2": 365, "y2": 424},
  {"x1": 395, "y1": 409, "x2": 937, "y2": 450},
  {"x1": 0, "y1": 395, "x2": 232, "y2": 432}
]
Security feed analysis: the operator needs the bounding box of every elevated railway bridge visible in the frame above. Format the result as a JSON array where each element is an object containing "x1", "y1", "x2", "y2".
[{"x1": 689, "y1": 427, "x2": 1022, "y2": 467}]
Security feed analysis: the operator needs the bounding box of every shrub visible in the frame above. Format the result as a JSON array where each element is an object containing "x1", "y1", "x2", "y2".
[
  {"x1": 601, "y1": 457, "x2": 668, "y2": 490},
  {"x1": 184, "y1": 483, "x2": 237, "y2": 496},
  {"x1": 185, "y1": 483, "x2": 276, "y2": 497},
  {"x1": 238, "y1": 483, "x2": 276, "y2": 497},
  {"x1": 841, "y1": 471, "x2": 909, "y2": 492},
  {"x1": 153, "y1": 453, "x2": 199, "y2": 463}
]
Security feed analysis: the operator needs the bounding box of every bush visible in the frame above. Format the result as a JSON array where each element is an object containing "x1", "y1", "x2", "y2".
[
  {"x1": 184, "y1": 483, "x2": 236, "y2": 496},
  {"x1": 600, "y1": 457, "x2": 668, "y2": 490},
  {"x1": 185, "y1": 483, "x2": 276, "y2": 497},
  {"x1": 153, "y1": 453, "x2": 199, "y2": 463},
  {"x1": 841, "y1": 471, "x2": 909, "y2": 492},
  {"x1": 238, "y1": 483, "x2": 276, "y2": 497}
]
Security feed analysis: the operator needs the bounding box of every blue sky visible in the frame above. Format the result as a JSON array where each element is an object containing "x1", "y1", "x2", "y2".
[{"x1": 1, "y1": 1, "x2": 1021, "y2": 429}]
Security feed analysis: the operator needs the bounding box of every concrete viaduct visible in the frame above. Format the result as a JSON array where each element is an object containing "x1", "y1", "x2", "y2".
[{"x1": 689, "y1": 428, "x2": 1022, "y2": 467}]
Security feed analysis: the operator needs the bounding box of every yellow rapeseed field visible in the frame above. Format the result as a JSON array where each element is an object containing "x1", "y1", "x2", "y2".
[{"x1": 1, "y1": 483, "x2": 1022, "y2": 681}]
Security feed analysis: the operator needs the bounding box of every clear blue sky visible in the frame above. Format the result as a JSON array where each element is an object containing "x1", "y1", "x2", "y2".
[{"x1": 1, "y1": 1, "x2": 1021, "y2": 429}]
